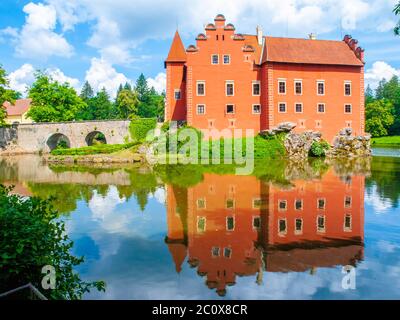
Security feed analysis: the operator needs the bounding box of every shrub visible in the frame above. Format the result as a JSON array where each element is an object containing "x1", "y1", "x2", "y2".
[
  {"x1": 309, "y1": 140, "x2": 330, "y2": 157},
  {"x1": 0, "y1": 185, "x2": 105, "y2": 299},
  {"x1": 56, "y1": 140, "x2": 68, "y2": 149},
  {"x1": 129, "y1": 118, "x2": 157, "y2": 142}
]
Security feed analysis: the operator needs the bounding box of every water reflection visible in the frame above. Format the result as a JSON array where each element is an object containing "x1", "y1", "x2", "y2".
[
  {"x1": 165, "y1": 168, "x2": 365, "y2": 296},
  {"x1": 1, "y1": 155, "x2": 400, "y2": 299}
]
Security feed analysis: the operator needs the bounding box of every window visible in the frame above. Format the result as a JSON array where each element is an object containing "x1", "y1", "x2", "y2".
[
  {"x1": 278, "y1": 200, "x2": 287, "y2": 211},
  {"x1": 317, "y1": 198, "x2": 325, "y2": 210},
  {"x1": 344, "y1": 196, "x2": 352, "y2": 208},
  {"x1": 226, "y1": 104, "x2": 235, "y2": 114},
  {"x1": 317, "y1": 103, "x2": 325, "y2": 113},
  {"x1": 252, "y1": 81, "x2": 260, "y2": 96},
  {"x1": 278, "y1": 80, "x2": 286, "y2": 94},
  {"x1": 226, "y1": 199, "x2": 234, "y2": 209},
  {"x1": 252, "y1": 104, "x2": 261, "y2": 114},
  {"x1": 226, "y1": 216, "x2": 235, "y2": 231},
  {"x1": 278, "y1": 103, "x2": 287, "y2": 113},
  {"x1": 208, "y1": 119, "x2": 214, "y2": 128},
  {"x1": 253, "y1": 216, "x2": 261, "y2": 229},
  {"x1": 295, "y1": 218, "x2": 303, "y2": 234},
  {"x1": 229, "y1": 119, "x2": 236, "y2": 128},
  {"x1": 299, "y1": 120, "x2": 306, "y2": 128},
  {"x1": 295, "y1": 199, "x2": 303, "y2": 210},
  {"x1": 174, "y1": 89, "x2": 181, "y2": 100},
  {"x1": 317, "y1": 81, "x2": 325, "y2": 95},
  {"x1": 253, "y1": 198, "x2": 262, "y2": 209},
  {"x1": 212, "y1": 247, "x2": 220, "y2": 257},
  {"x1": 197, "y1": 81, "x2": 205, "y2": 96},
  {"x1": 197, "y1": 198, "x2": 206, "y2": 209},
  {"x1": 226, "y1": 81, "x2": 234, "y2": 96},
  {"x1": 294, "y1": 80, "x2": 302, "y2": 95},
  {"x1": 344, "y1": 214, "x2": 352, "y2": 231},
  {"x1": 295, "y1": 103, "x2": 303, "y2": 113},
  {"x1": 346, "y1": 120, "x2": 352, "y2": 128},
  {"x1": 344, "y1": 82, "x2": 352, "y2": 96},
  {"x1": 317, "y1": 215, "x2": 326, "y2": 233},
  {"x1": 197, "y1": 104, "x2": 205, "y2": 115},
  {"x1": 315, "y1": 120, "x2": 322, "y2": 129},
  {"x1": 197, "y1": 216, "x2": 206, "y2": 232},
  {"x1": 224, "y1": 247, "x2": 232, "y2": 258},
  {"x1": 345, "y1": 104, "x2": 352, "y2": 114},
  {"x1": 211, "y1": 54, "x2": 219, "y2": 64},
  {"x1": 223, "y1": 55, "x2": 230, "y2": 64},
  {"x1": 278, "y1": 219, "x2": 287, "y2": 235}
]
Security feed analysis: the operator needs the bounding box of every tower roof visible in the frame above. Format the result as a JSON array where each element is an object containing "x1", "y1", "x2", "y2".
[
  {"x1": 167, "y1": 243, "x2": 187, "y2": 273},
  {"x1": 165, "y1": 31, "x2": 187, "y2": 64}
]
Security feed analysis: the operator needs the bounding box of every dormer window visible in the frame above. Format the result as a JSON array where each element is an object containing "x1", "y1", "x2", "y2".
[{"x1": 211, "y1": 54, "x2": 219, "y2": 64}]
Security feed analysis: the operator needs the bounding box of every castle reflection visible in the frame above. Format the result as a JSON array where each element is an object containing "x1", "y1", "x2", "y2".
[{"x1": 165, "y1": 168, "x2": 365, "y2": 296}]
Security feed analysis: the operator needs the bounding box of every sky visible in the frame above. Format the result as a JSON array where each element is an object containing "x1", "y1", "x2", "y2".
[{"x1": 0, "y1": 0, "x2": 399, "y2": 98}]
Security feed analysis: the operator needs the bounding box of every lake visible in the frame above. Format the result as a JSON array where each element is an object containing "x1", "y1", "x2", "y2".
[{"x1": 1, "y1": 150, "x2": 400, "y2": 299}]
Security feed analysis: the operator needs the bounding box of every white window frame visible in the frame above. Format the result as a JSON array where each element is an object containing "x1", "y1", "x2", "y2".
[
  {"x1": 278, "y1": 102, "x2": 287, "y2": 113},
  {"x1": 226, "y1": 198, "x2": 235, "y2": 209},
  {"x1": 223, "y1": 247, "x2": 232, "y2": 258},
  {"x1": 294, "y1": 102, "x2": 303, "y2": 114},
  {"x1": 278, "y1": 79, "x2": 286, "y2": 95},
  {"x1": 294, "y1": 199, "x2": 303, "y2": 211},
  {"x1": 226, "y1": 104, "x2": 235, "y2": 114},
  {"x1": 294, "y1": 80, "x2": 303, "y2": 95},
  {"x1": 223, "y1": 54, "x2": 230, "y2": 65},
  {"x1": 317, "y1": 80, "x2": 325, "y2": 96},
  {"x1": 252, "y1": 81, "x2": 261, "y2": 96},
  {"x1": 226, "y1": 81, "x2": 234, "y2": 96},
  {"x1": 344, "y1": 81, "x2": 352, "y2": 96},
  {"x1": 226, "y1": 215, "x2": 235, "y2": 231},
  {"x1": 252, "y1": 104, "x2": 261, "y2": 114},
  {"x1": 344, "y1": 103, "x2": 352, "y2": 114},
  {"x1": 317, "y1": 103, "x2": 326, "y2": 113},
  {"x1": 317, "y1": 197, "x2": 326, "y2": 210},
  {"x1": 295, "y1": 218, "x2": 303, "y2": 235},
  {"x1": 197, "y1": 216, "x2": 206, "y2": 233},
  {"x1": 211, "y1": 54, "x2": 219, "y2": 65},
  {"x1": 344, "y1": 214, "x2": 352, "y2": 232},
  {"x1": 344, "y1": 196, "x2": 352, "y2": 208},
  {"x1": 252, "y1": 216, "x2": 261, "y2": 230},
  {"x1": 317, "y1": 215, "x2": 326, "y2": 233},
  {"x1": 211, "y1": 246, "x2": 220, "y2": 257},
  {"x1": 278, "y1": 218, "x2": 287, "y2": 236},
  {"x1": 196, "y1": 104, "x2": 206, "y2": 115},
  {"x1": 174, "y1": 89, "x2": 181, "y2": 100},
  {"x1": 197, "y1": 198, "x2": 206, "y2": 209},
  {"x1": 278, "y1": 199, "x2": 287, "y2": 211},
  {"x1": 196, "y1": 81, "x2": 206, "y2": 96}
]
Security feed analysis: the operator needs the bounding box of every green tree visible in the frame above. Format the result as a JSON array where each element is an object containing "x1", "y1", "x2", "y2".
[
  {"x1": 365, "y1": 99, "x2": 395, "y2": 137},
  {"x1": 116, "y1": 88, "x2": 139, "y2": 119},
  {"x1": 365, "y1": 85, "x2": 375, "y2": 105},
  {"x1": 0, "y1": 185, "x2": 105, "y2": 299},
  {"x1": 394, "y1": 1, "x2": 400, "y2": 35},
  {"x1": 135, "y1": 73, "x2": 150, "y2": 101},
  {"x1": 123, "y1": 82, "x2": 132, "y2": 91},
  {"x1": 0, "y1": 65, "x2": 21, "y2": 126},
  {"x1": 27, "y1": 72, "x2": 86, "y2": 122},
  {"x1": 80, "y1": 81, "x2": 94, "y2": 101},
  {"x1": 91, "y1": 88, "x2": 115, "y2": 120}
]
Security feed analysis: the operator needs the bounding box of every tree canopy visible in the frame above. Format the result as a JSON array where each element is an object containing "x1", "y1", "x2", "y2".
[
  {"x1": 365, "y1": 75, "x2": 400, "y2": 136},
  {"x1": 0, "y1": 65, "x2": 21, "y2": 126},
  {"x1": 27, "y1": 72, "x2": 86, "y2": 122},
  {"x1": 394, "y1": 1, "x2": 400, "y2": 35}
]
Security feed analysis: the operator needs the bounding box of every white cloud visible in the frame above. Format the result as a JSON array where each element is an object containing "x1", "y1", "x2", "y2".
[
  {"x1": 147, "y1": 73, "x2": 166, "y2": 94},
  {"x1": 365, "y1": 184, "x2": 393, "y2": 214},
  {"x1": 85, "y1": 58, "x2": 131, "y2": 97},
  {"x1": 3, "y1": 2, "x2": 73, "y2": 60},
  {"x1": 7, "y1": 63, "x2": 80, "y2": 95},
  {"x1": 377, "y1": 20, "x2": 396, "y2": 32},
  {"x1": 47, "y1": 67, "x2": 80, "y2": 90},
  {"x1": 8, "y1": 64, "x2": 36, "y2": 94},
  {"x1": 365, "y1": 61, "x2": 400, "y2": 89}
]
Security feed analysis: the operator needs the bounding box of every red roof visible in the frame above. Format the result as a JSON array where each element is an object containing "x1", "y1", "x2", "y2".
[
  {"x1": 3, "y1": 98, "x2": 31, "y2": 116},
  {"x1": 243, "y1": 35, "x2": 263, "y2": 64},
  {"x1": 165, "y1": 31, "x2": 187, "y2": 64},
  {"x1": 262, "y1": 37, "x2": 364, "y2": 66}
]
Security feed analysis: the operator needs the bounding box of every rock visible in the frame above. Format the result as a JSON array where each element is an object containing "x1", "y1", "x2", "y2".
[
  {"x1": 260, "y1": 122, "x2": 297, "y2": 136},
  {"x1": 132, "y1": 154, "x2": 142, "y2": 162}
]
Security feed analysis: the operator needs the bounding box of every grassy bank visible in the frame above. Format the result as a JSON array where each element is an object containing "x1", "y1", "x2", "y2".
[
  {"x1": 371, "y1": 136, "x2": 400, "y2": 147},
  {"x1": 51, "y1": 142, "x2": 139, "y2": 156}
]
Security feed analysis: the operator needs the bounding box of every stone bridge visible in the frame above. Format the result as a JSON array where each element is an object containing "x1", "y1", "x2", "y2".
[{"x1": 13, "y1": 120, "x2": 131, "y2": 153}]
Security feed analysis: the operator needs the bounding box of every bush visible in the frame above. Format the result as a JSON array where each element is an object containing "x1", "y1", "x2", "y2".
[
  {"x1": 0, "y1": 185, "x2": 105, "y2": 299},
  {"x1": 309, "y1": 140, "x2": 330, "y2": 157},
  {"x1": 129, "y1": 118, "x2": 157, "y2": 142},
  {"x1": 56, "y1": 140, "x2": 68, "y2": 149},
  {"x1": 51, "y1": 142, "x2": 138, "y2": 156}
]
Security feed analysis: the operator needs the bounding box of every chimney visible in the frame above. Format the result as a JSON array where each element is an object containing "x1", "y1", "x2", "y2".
[
  {"x1": 256, "y1": 25, "x2": 263, "y2": 46},
  {"x1": 308, "y1": 33, "x2": 316, "y2": 40}
]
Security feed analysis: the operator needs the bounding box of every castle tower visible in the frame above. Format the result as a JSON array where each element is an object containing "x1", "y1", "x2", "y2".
[{"x1": 165, "y1": 31, "x2": 187, "y2": 122}]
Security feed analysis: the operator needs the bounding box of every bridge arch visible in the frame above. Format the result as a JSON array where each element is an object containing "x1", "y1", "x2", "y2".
[
  {"x1": 85, "y1": 131, "x2": 107, "y2": 146},
  {"x1": 47, "y1": 133, "x2": 71, "y2": 151}
]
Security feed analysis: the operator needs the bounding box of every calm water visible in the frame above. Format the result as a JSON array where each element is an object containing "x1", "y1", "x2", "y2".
[{"x1": 1, "y1": 151, "x2": 400, "y2": 300}]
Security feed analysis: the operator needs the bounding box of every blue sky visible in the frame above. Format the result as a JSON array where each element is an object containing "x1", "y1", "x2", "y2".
[{"x1": 0, "y1": 0, "x2": 399, "y2": 97}]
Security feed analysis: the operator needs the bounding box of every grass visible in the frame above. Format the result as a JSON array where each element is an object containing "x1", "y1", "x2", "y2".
[
  {"x1": 371, "y1": 136, "x2": 400, "y2": 146},
  {"x1": 50, "y1": 142, "x2": 139, "y2": 156}
]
